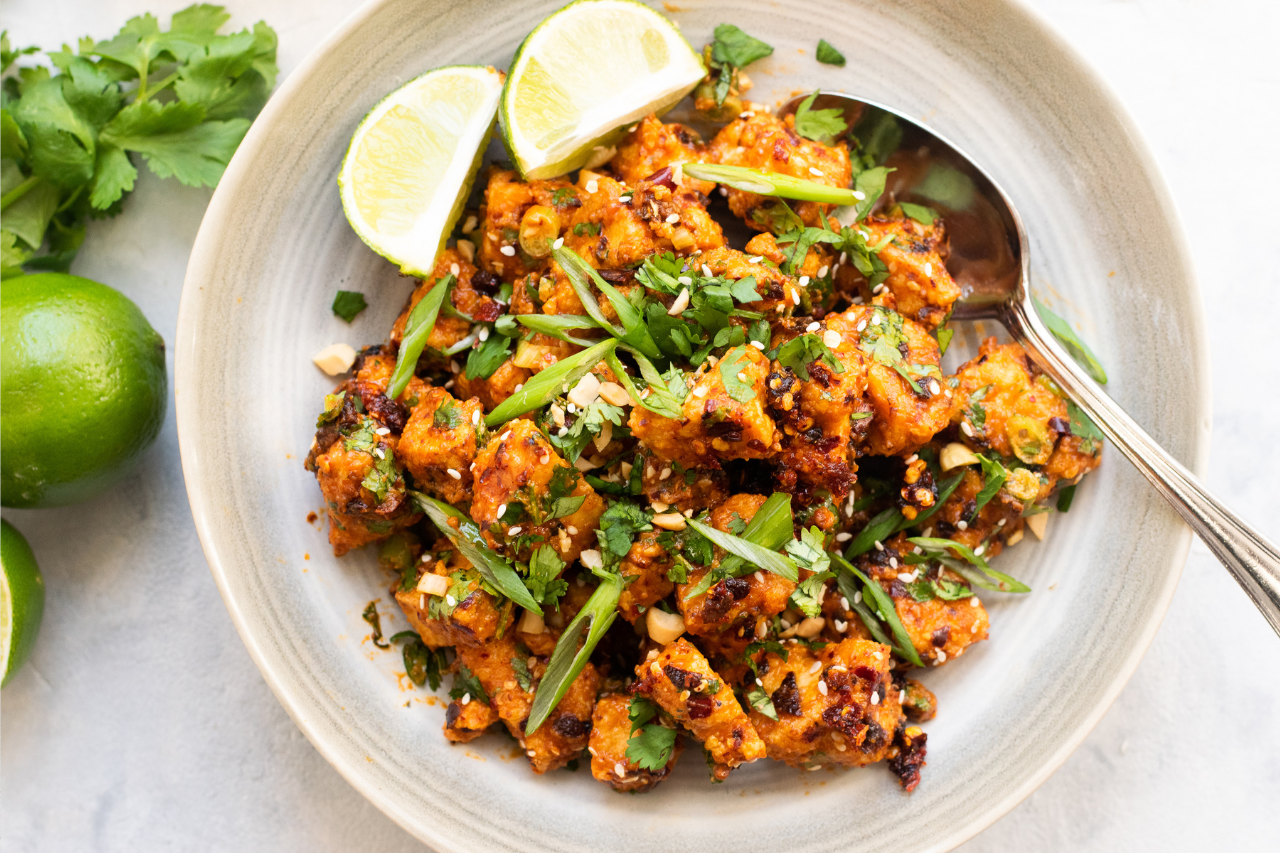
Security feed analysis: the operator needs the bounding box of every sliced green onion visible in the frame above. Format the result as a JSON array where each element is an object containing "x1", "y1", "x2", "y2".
[
  {"x1": 970, "y1": 454, "x2": 1008, "y2": 522},
  {"x1": 683, "y1": 163, "x2": 858, "y2": 205},
  {"x1": 603, "y1": 349, "x2": 682, "y2": 420},
  {"x1": 844, "y1": 507, "x2": 901, "y2": 558},
  {"x1": 1034, "y1": 297, "x2": 1108, "y2": 385},
  {"x1": 525, "y1": 573, "x2": 623, "y2": 734},
  {"x1": 836, "y1": 569, "x2": 897, "y2": 648},
  {"x1": 413, "y1": 493, "x2": 543, "y2": 613},
  {"x1": 484, "y1": 338, "x2": 619, "y2": 427},
  {"x1": 516, "y1": 313, "x2": 602, "y2": 347},
  {"x1": 832, "y1": 554, "x2": 924, "y2": 667},
  {"x1": 909, "y1": 537, "x2": 1030, "y2": 593},
  {"x1": 687, "y1": 518, "x2": 798, "y2": 582},
  {"x1": 683, "y1": 492, "x2": 795, "y2": 599},
  {"x1": 388, "y1": 275, "x2": 453, "y2": 399},
  {"x1": 552, "y1": 246, "x2": 661, "y2": 359}
]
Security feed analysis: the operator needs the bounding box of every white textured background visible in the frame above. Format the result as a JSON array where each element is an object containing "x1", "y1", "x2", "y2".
[{"x1": 2, "y1": 0, "x2": 1278, "y2": 850}]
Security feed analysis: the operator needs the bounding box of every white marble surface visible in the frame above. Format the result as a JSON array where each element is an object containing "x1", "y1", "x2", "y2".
[{"x1": 2, "y1": 0, "x2": 1277, "y2": 850}]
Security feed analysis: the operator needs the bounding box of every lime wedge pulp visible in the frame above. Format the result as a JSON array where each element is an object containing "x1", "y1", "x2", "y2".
[
  {"x1": 500, "y1": 0, "x2": 705, "y2": 180},
  {"x1": 338, "y1": 65, "x2": 503, "y2": 277},
  {"x1": 2, "y1": 519, "x2": 44, "y2": 687}
]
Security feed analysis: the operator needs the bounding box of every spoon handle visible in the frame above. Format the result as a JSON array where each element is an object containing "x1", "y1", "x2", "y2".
[{"x1": 1002, "y1": 298, "x2": 1280, "y2": 638}]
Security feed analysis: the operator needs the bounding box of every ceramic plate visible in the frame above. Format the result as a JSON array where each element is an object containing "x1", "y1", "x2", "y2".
[{"x1": 175, "y1": 1, "x2": 1209, "y2": 850}]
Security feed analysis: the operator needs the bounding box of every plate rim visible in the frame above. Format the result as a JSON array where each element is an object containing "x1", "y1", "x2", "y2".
[{"x1": 174, "y1": 0, "x2": 1213, "y2": 849}]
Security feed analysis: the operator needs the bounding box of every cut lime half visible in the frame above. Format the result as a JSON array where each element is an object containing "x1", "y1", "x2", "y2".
[
  {"x1": 500, "y1": 0, "x2": 705, "y2": 180},
  {"x1": 2, "y1": 519, "x2": 44, "y2": 687},
  {"x1": 339, "y1": 65, "x2": 503, "y2": 277}
]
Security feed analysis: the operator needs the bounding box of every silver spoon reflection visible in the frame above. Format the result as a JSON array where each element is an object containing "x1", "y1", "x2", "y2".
[{"x1": 778, "y1": 92, "x2": 1280, "y2": 637}]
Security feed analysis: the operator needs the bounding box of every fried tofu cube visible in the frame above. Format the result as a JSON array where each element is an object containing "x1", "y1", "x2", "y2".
[
  {"x1": 389, "y1": 249, "x2": 485, "y2": 352},
  {"x1": 443, "y1": 697, "x2": 500, "y2": 743},
  {"x1": 611, "y1": 115, "x2": 714, "y2": 195},
  {"x1": 470, "y1": 418, "x2": 605, "y2": 563},
  {"x1": 589, "y1": 693, "x2": 681, "y2": 793},
  {"x1": 457, "y1": 635, "x2": 598, "y2": 774},
  {"x1": 748, "y1": 638, "x2": 895, "y2": 768},
  {"x1": 628, "y1": 345, "x2": 778, "y2": 468},
  {"x1": 707, "y1": 111, "x2": 853, "y2": 230},
  {"x1": 617, "y1": 530, "x2": 675, "y2": 623},
  {"x1": 477, "y1": 169, "x2": 576, "y2": 279},
  {"x1": 398, "y1": 387, "x2": 482, "y2": 505},
  {"x1": 393, "y1": 548, "x2": 506, "y2": 649},
  {"x1": 633, "y1": 637, "x2": 766, "y2": 778},
  {"x1": 856, "y1": 215, "x2": 961, "y2": 329}
]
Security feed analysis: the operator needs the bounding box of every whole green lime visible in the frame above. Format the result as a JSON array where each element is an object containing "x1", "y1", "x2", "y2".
[
  {"x1": 1, "y1": 273, "x2": 167, "y2": 508},
  {"x1": 1, "y1": 518, "x2": 44, "y2": 687}
]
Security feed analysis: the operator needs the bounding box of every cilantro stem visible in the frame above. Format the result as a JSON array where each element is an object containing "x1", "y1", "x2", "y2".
[
  {"x1": 0, "y1": 175, "x2": 40, "y2": 211},
  {"x1": 525, "y1": 574, "x2": 623, "y2": 734},
  {"x1": 683, "y1": 163, "x2": 860, "y2": 205}
]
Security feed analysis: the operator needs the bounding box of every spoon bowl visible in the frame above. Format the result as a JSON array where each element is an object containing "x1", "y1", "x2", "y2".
[{"x1": 782, "y1": 90, "x2": 1280, "y2": 636}]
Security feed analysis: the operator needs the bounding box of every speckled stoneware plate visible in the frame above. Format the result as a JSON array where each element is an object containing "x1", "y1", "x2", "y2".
[{"x1": 175, "y1": 1, "x2": 1210, "y2": 850}]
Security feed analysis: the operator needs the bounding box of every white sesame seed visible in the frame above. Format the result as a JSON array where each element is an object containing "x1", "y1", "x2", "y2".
[
  {"x1": 373, "y1": 447, "x2": 385, "y2": 459},
  {"x1": 375, "y1": 427, "x2": 390, "y2": 435},
  {"x1": 899, "y1": 689, "x2": 906, "y2": 704},
  {"x1": 500, "y1": 245, "x2": 516, "y2": 256},
  {"x1": 500, "y1": 431, "x2": 511, "y2": 441},
  {"x1": 924, "y1": 262, "x2": 933, "y2": 276},
  {"x1": 957, "y1": 520, "x2": 969, "y2": 531},
  {"x1": 586, "y1": 179, "x2": 598, "y2": 193},
  {"x1": 748, "y1": 256, "x2": 763, "y2": 264},
  {"x1": 478, "y1": 326, "x2": 490, "y2": 342},
  {"x1": 972, "y1": 620, "x2": 981, "y2": 632},
  {"x1": 460, "y1": 691, "x2": 469, "y2": 704},
  {"x1": 808, "y1": 167, "x2": 824, "y2": 177},
  {"x1": 856, "y1": 319, "x2": 867, "y2": 332},
  {"x1": 936, "y1": 650, "x2": 948, "y2": 664},
  {"x1": 809, "y1": 661, "x2": 822, "y2": 674},
  {"x1": 450, "y1": 359, "x2": 461, "y2": 373},
  {"x1": 442, "y1": 380, "x2": 453, "y2": 389},
  {"x1": 840, "y1": 596, "x2": 850, "y2": 610},
  {"x1": 822, "y1": 330, "x2": 842, "y2": 348},
  {"x1": 754, "y1": 571, "x2": 765, "y2": 582},
  {"x1": 817, "y1": 265, "x2": 829, "y2": 278},
  {"x1": 998, "y1": 518, "x2": 1007, "y2": 527},
  {"x1": 552, "y1": 237, "x2": 564, "y2": 250},
  {"x1": 806, "y1": 321, "x2": 820, "y2": 333},
  {"x1": 839, "y1": 251, "x2": 848, "y2": 264},
  {"x1": 897, "y1": 572, "x2": 912, "y2": 581},
  {"x1": 421, "y1": 553, "x2": 432, "y2": 563},
  {"x1": 929, "y1": 379, "x2": 941, "y2": 395},
  {"x1": 619, "y1": 195, "x2": 632, "y2": 203},
  {"x1": 871, "y1": 314, "x2": 882, "y2": 326},
  {"x1": 497, "y1": 503, "x2": 507, "y2": 519},
  {"x1": 835, "y1": 619, "x2": 848, "y2": 632},
  {"x1": 446, "y1": 468, "x2": 461, "y2": 480},
  {"x1": 756, "y1": 677, "x2": 763, "y2": 686},
  {"x1": 809, "y1": 765, "x2": 823, "y2": 771},
  {"x1": 817, "y1": 681, "x2": 829, "y2": 696},
  {"x1": 975, "y1": 545, "x2": 985, "y2": 556},
  {"x1": 792, "y1": 290, "x2": 801, "y2": 306},
  {"x1": 889, "y1": 557, "x2": 899, "y2": 569},
  {"x1": 450, "y1": 263, "x2": 461, "y2": 276},
  {"x1": 447, "y1": 595, "x2": 458, "y2": 607},
  {"x1": 719, "y1": 187, "x2": 728, "y2": 197},
  {"x1": 676, "y1": 276, "x2": 694, "y2": 287},
  {"x1": 797, "y1": 276, "x2": 811, "y2": 287},
  {"x1": 615, "y1": 762, "x2": 627, "y2": 776},
  {"x1": 854, "y1": 591, "x2": 862, "y2": 605},
  {"x1": 470, "y1": 463, "x2": 476, "y2": 471},
  {"x1": 961, "y1": 421, "x2": 975, "y2": 437},
  {"x1": 701, "y1": 264, "x2": 713, "y2": 277},
  {"x1": 836, "y1": 532, "x2": 851, "y2": 543},
  {"x1": 666, "y1": 213, "x2": 680, "y2": 224},
  {"x1": 872, "y1": 283, "x2": 885, "y2": 294},
  {"x1": 514, "y1": 383, "x2": 523, "y2": 392},
  {"x1": 739, "y1": 111, "x2": 754, "y2": 119},
  {"x1": 874, "y1": 540, "x2": 884, "y2": 552},
  {"x1": 870, "y1": 691, "x2": 880, "y2": 705},
  {"x1": 659, "y1": 467, "x2": 671, "y2": 480},
  {"x1": 508, "y1": 526, "x2": 522, "y2": 536},
  {"x1": 852, "y1": 190, "x2": 866, "y2": 201},
  {"x1": 750, "y1": 340, "x2": 765, "y2": 350},
  {"x1": 567, "y1": 526, "x2": 577, "y2": 535},
  {"x1": 970, "y1": 596, "x2": 981, "y2": 607}
]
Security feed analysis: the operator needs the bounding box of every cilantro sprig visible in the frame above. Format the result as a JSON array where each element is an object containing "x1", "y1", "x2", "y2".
[
  {"x1": 1, "y1": 8, "x2": 278, "y2": 277},
  {"x1": 625, "y1": 696, "x2": 678, "y2": 771}
]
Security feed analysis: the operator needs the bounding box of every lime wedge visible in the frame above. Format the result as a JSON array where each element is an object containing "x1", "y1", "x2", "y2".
[
  {"x1": 500, "y1": 0, "x2": 705, "y2": 179},
  {"x1": 2, "y1": 519, "x2": 44, "y2": 687},
  {"x1": 339, "y1": 65, "x2": 503, "y2": 277}
]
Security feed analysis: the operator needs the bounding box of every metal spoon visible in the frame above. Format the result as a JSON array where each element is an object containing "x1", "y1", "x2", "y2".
[{"x1": 782, "y1": 92, "x2": 1280, "y2": 636}]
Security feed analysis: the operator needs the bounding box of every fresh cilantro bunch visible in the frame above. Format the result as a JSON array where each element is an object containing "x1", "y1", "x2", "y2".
[{"x1": 0, "y1": 6, "x2": 278, "y2": 277}]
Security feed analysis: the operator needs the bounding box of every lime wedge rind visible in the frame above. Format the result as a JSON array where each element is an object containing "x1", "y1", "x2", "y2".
[
  {"x1": 338, "y1": 66, "x2": 502, "y2": 278},
  {"x1": 1, "y1": 518, "x2": 44, "y2": 687},
  {"x1": 499, "y1": 0, "x2": 705, "y2": 180}
]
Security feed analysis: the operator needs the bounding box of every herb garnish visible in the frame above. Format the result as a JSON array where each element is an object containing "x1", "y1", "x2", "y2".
[
  {"x1": 331, "y1": 290, "x2": 367, "y2": 323},
  {"x1": 815, "y1": 39, "x2": 846, "y2": 66},
  {"x1": 362, "y1": 600, "x2": 389, "y2": 649},
  {"x1": 774, "y1": 333, "x2": 845, "y2": 381},
  {"x1": 390, "y1": 630, "x2": 448, "y2": 690},
  {"x1": 793, "y1": 91, "x2": 847, "y2": 144},
  {"x1": 388, "y1": 274, "x2": 453, "y2": 399},
  {"x1": 625, "y1": 695, "x2": 678, "y2": 770},
  {"x1": 450, "y1": 663, "x2": 489, "y2": 705},
  {"x1": 706, "y1": 24, "x2": 773, "y2": 106},
  {"x1": 465, "y1": 331, "x2": 511, "y2": 380}
]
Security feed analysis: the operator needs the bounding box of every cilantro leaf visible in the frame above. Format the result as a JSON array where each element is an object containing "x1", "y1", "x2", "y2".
[
  {"x1": 99, "y1": 99, "x2": 249, "y2": 187},
  {"x1": 971, "y1": 454, "x2": 1008, "y2": 520},
  {"x1": 793, "y1": 91, "x2": 847, "y2": 144},
  {"x1": 526, "y1": 545, "x2": 569, "y2": 607},
  {"x1": 745, "y1": 682, "x2": 779, "y2": 720},
  {"x1": 331, "y1": 289, "x2": 368, "y2": 323},
  {"x1": 449, "y1": 664, "x2": 490, "y2": 705},
  {"x1": 789, "y1": 570, "x2": 834, "y2": 618},
  {"x1": 711, "y1": 24, "x2": 774, "y2": 69},
  {"x1": 785, "y1": 527, "x2": 831, "y2": 573},
  {"x1": 1033, "y1": 298, "x2": 1108, "y2": 385},
  {"x1": 717, "y1": 346, "x2": 756, "y2": 403},
  {"x1": 775, "y1": 333, "x2": 845, "y2": 382},
  {"x1": 899, "y1": 202, "x2": 937, "y2": 225},
  {"x1": 596, "y1": 501, "x2": 653, "y2": 559},
  {"x1": 511, "y1": 656, "x2": 535, "y2": 692},
  {"x1": 815, "y1": 39, "x2": 846, "y2": 66},
  {"x1": 465, "y1": 330, "x2": 511, "y2": 380},
  {"x1": 432, "y1": 398, "x2": 462, "y2": 429},
  {"x1": 626, "y1": 695, "x2": 677, "y2": 770}
]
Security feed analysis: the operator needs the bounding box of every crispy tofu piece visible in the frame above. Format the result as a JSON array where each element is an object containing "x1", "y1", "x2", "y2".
[
  {"x1": 457, "y1": 635, "x2": 598, "y2": 773},
  {"x1": 588, "y1": 693, "x2": 681, "y2": 792},
  {"x1": 452, "y1": 358, "x2": 532, "y2": 413},
  {"x1": 307, "y1": 411, "x2": 418, "y2": 556},
  {"x1": 398, "y1": 387, "x2": 482, "y2": 505},
  {"x1": 390, "y1": 249, "x2": 487, "y2": 352},
  {"x1": 610, "y1": 115, "x2": 714, "y2": 195},
  {"x1": 832, "y1": 304, "x2": 951, "y2": 457},
  {"x1": 443, "y1": 696, "x2": 500, "y2": 743},
  {"x1": 628, "y1": 345, "x2": 778, "y2": 468},
  {"x1": 633, "y1": 637, "x2": 766, "y2": 778},
  {"x1": 748, "y1": 638, "x2": 896, "y2": 768},
  {"x1": 707, "y1": 111, "x2": 853, "y2": 230},
  {"x1": 477, "y1": 169, "x2": 576, "y2": 280},
  {"x1": 470, "y1": 419, "x2": 605, "y2": 564},
  {"x1": 901, "y1": 678, "x2": 937, "y2": 722},
  {"x1": 617, "y1": 530, "x2": 675, "y2": 623},
  {"x1": 697, "y1": 245, "x2": 797, "y2": 316},
  {"x1": 632, "y1": 449, "x2": 729, "y2": 514},
  {"x1": 393, "y1": 548, "x2": 507, "y2": 649},
  {"x1": 742, "y1": 232, "x2": 840, "y2": 315},
  {"x1": 931, "y1": 466, "x2": 1025, "y2": 553},
  {"x1": 854, "y1": 215, "x2": 961, "y2": 330}
]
